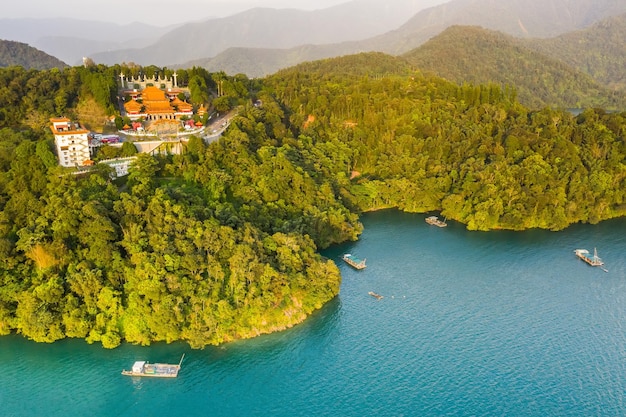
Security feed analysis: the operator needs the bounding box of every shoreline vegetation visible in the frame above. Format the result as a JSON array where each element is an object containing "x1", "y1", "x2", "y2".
[{"x1": 0, "y1": 54, "x2": 625, "y2": 348}]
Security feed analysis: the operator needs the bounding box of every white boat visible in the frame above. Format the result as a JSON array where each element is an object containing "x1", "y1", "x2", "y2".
[
  {"x1": 121, "y1": 354, "x2": 185, "y2": 378},
  {"x1": 574, "y1": 248, "x2": 603, "y2": 267},
  {"x1": 425, "y1": 216, "x2": 447, "y2": 227},
  {"x1": 343, "y1": 253, "x2": 366, "y2": 270},
  {"x1": 368, "y1": 291, "x2": 383, "y2": 300}
]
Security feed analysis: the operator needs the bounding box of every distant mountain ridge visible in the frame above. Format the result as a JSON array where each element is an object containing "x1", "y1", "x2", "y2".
[
  {"x1": 525, "y1": 13, "x2": 626, "y2": 92},
  {"x1": 0, "y1": 39, "x2": 66, "y2": 70},
  {"x1": 90, "y1": 0, "x2": 434, "y2": 66},
  {"x1": 402, "y1": 25, "x2": 626, "y2": 109},
  {"x1": 2, "y1": 0, "x2": 626, "y2": 110},
  {"x1": 181, "y1": 43, "x2": 365, "y2": 77},
  {"x1": 195, "y1": 14, "x2": 626, "y2": 109},
  {"x1": 0, "y1": 18, "x2": 177, "y2": 66},
  {"x1": 364, "y1": 0, "x2": 626, "y2": 55},
  {"x1": 185, "y1": 0, "x2": 626, "y2": 78},
  {"x1": 5, "y1": 0, "x2": 626, "y2": 73}
]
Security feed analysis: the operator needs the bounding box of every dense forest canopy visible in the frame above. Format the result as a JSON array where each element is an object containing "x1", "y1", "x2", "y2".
[
  {"x1": 266, "y1": 53, "x2": 626, "y2": 230},
  {"x1": 0, "y1": 54, "x2": 625, "y2": 348},
  {"x1": 0, "y1": 63, "x2": 355, "y2": 348}
]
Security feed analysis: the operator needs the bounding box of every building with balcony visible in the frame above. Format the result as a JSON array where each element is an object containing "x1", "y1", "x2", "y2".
[{"x1": 50, "y1": 117, "x2": 91, "y2": 167}]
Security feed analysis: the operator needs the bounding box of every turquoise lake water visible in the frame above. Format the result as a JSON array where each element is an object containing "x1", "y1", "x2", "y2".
[{"x1": 2, "y1": 210, "x2": 626, "y2": 416}]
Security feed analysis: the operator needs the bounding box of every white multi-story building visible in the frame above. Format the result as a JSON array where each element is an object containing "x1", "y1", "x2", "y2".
[{"x1": 50, "y1": 117, "x2": 91, "y2": 167}]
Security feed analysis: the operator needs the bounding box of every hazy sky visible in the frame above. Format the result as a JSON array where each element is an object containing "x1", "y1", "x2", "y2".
[{"x1": 3, "y1": 0, "x2": 381, "y2": 26}]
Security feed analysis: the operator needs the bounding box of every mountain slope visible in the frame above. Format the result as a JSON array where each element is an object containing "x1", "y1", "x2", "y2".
[
  {"x1": 272, "y1": 51, "x2": 414, "y2": 78},
  {"x1": 363, "y1": 0, "x2": 626, "y2": 56},
  {"x1": 402, "y1": 25, "x2": 626, "y2": 109},
  {"x1": 185, "y1": 0, "x2": 626, "y2": 80},
  {"x1": 526, "y1": 13, "x2": 626, "y2": 92},
  {"x1": 0, "y1": 39, "x2": 67, "y2": 70}
]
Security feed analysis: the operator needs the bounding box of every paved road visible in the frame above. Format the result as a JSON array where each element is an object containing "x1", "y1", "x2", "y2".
[{"x1": 203, "y1": 110, "x2": 237, "y2": 143}]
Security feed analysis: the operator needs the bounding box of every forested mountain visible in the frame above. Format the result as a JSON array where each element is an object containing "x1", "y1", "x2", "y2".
[
  {"x1": 4, "y1": 0, "x2": 625, "y2": 74},
  {"x1": 267, "y1": 52, "x2": 626, "y2": 231},
  {"x1": 185, "y1": 0, "x2": 626, "y2": 78},
  {"x1": 526, "y1": 13, "x2": 626, "y2": 93},
  {"x1": 2, "y1": 53, "x2": 626, "y2": 349},
  {"x1": 362, "y1": 0, "x2": 626, "y2": 56},
  {"x1": 90, "y1": 0, "x2": 431, "y2": 66},
  {"x1": 402, "y1": 26, "x2": 626, "y2": 109},
  {"x1": 0, "y1": 40, "x2": 66, "y2": 70},
  {"x1": 191, "y1": 17, "x2": 626, "y2": 109},
  {"x1": 95, "y1": 0, "x2": 626, "y2": 69}
]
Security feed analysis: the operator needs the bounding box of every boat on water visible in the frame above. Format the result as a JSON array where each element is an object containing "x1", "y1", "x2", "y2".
[
  {"x1": 122, "y1": 354, "x2": 185, "y2": 378},
  {"x1": 425, "y1": 215, "x2": 447, "y2": 227},
  {"x1": 368, "y1": 291, "x2": 383, "y2": 300},
  {"x1": 343, "y1": 253, "x2": 366, "y2": 270},
  {"x1": 574, "y1": 248, "x2": 604, "y2": 267}
]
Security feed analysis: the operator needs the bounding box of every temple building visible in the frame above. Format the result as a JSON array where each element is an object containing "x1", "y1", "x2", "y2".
[
  {"x1": 50, "y1": 117, "x2": 91, "y2": 167},
  {"x1": 123, "y1": 85, "x2": 193, "y2": 121}
]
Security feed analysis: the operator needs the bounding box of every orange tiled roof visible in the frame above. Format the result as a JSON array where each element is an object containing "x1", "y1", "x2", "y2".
[
  {"x1": 144, "y1": 101, "x2": 174, "y2": 113},
  {"x1": 125, "y1": 86, "x2": 198, "y2": 117},
  {"x1": 172, "y1": 97, "x2": 193, "y2": 111},
  {"x1": 124, "y1": 99, "x2": 143, "y2": 113},
  {"x1": 140, "y1": 85, "x2": 175, "y2": 114},
  {"x1": 142, "y1": 85, "x2": 167, "y2": 101}
]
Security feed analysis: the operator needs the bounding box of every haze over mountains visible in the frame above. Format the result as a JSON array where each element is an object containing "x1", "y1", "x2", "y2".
[
  {"x1": 90, "y1": 0, "x2": 441, "y2": 67},
  {"x1": 366, "y1": 0, "x2": 626, "y2": 54},
  {"x1": 0, "y1": 19, "x2": 176, "y2": 66},
  {"x1": 1, "y1": 0, "x2": 626, "y2": 109},
  {"x1": 0, "y1": 0, "x2": 441, "y2": 67},
  {"x1": 2, "y1": 0, "x2": 625, "y2": 71},
  {"x1": 187, "y1": 0, "x2": 626, "y2": 77}
]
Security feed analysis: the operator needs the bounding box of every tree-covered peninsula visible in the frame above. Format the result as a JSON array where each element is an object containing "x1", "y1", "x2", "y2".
[
  {"x1": 1, "y1": 53, "x2": 625, "y2": 348},
  {"x1": 267, "y1": 53, "x2": 626, "y2": 230}
]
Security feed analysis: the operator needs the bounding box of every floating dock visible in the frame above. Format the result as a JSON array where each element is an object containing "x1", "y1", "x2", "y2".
[
  {"x1": 343, "y1": 254, "x2": 366, "y2": 270},
  {"x1": 122, "y1": 354, "x2": 185, "y2": 378},
  {"x1": 425, "y1": 215, "x2": 447, "y2": 227}
]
